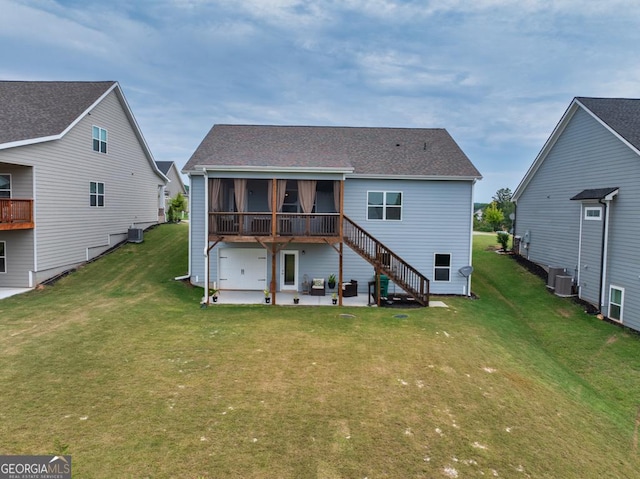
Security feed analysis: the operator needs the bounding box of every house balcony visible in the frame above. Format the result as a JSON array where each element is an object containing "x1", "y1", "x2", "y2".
[
  {"x1": 208, "y1": 212, "x2": 341, "y2": 243},
  {"x1": 0, "y1": 199, "x2": 34, "y2": 230}
]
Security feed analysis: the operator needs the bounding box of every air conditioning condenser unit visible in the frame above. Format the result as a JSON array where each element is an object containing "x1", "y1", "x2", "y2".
[{"x1": 128, "y1": 228, "x2": 143, "y2": 243}]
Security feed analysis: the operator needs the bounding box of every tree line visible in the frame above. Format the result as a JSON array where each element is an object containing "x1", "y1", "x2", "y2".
[{"x1": 474, "y1": 188, "x2": 515, "y2": 232}]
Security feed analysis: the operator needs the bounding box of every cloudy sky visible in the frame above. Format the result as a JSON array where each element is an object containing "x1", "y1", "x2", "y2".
[{"x1": 2, "y1": 0, "x2": 640, "y2": 201}]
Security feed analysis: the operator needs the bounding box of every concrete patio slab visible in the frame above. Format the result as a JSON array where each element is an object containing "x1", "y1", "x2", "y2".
[{"x1": 0, "y1": 288, "x2": 32, "y2": 300}]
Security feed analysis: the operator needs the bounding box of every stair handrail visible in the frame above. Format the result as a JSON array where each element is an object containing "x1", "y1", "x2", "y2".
[{"x1": 343, "y1": 215, "x2": 429, "y2": 306}]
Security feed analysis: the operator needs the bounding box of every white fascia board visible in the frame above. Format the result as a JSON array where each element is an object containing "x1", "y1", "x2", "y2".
[
  {"x1": 574, "y1": 98, "x2": 640, "y2": 158},
  {"x1": 200, "y1": 165, "x2": 354, "y2": 174},
  {"x1": 112, "y1": 84, "x2": 169, "y2": 183},
  {"x1": 604, "y1": 189, "x2": 620, "y2": 201},
  {"x1": 0, "y1": 135, "x2": 60, "y2": 150},
  {"x1": 346, "y1": 173, "x2": 482, "y2": 181},
  {"x1": 513, "y1": 100, "x2": 580, "y2": 202}
]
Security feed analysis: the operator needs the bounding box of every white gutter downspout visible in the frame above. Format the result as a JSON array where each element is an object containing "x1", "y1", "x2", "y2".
[
  {"x1": 576, "y1": 204, "x2": 584, "y2": 297},
  {"x1": 599, "y1": 197, "x2": 613, "y2": 312},
  {"x1": 203, "y1": 172, "x2": 209, "y2": 305},
  {"x1": 466, "y1": 179, "x2": 476, "y2": 297},
  {"x1": 31, "y1": 165, "x2": 37, "y2": 288},
  {"x1": 174, "y1": 174, "x2": 192, "y2": 282}
]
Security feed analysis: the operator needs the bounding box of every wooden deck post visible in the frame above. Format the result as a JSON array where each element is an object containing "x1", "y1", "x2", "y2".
[{"x1": 271, "y1": 243, "x2": 277, "y2": 305}]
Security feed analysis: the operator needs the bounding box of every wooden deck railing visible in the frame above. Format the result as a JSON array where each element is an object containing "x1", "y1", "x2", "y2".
[
  {"x1": 0, "y1": 199, "x2": 34, "y2": 230},
  {"x1": 208, "y1": 212, "x2": 339, "y2": 237},
  {"x1": 343, "y1": 215, "x2": 429, "y2": 306}
]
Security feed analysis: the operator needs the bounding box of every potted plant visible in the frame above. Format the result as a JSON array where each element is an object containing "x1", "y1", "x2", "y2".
[
  {"x1": 209, "y1": 288, "x2": 219, "y2": 303},
  {"x1": 328, "y1": 274, "x2": 337, "y2": 290},
  {"x1": 293, "y1": 293, "x2": 300, "y2": 305},
  {"x1": 264, "y1": 289, "x2": 270, "y2": 304},
  {"x1": 331, "y1": 292, "x2": 338, "y2": 305}
]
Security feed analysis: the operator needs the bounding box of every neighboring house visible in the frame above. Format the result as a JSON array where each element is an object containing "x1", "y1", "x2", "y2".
[
  {"x1": 0, "y1": 81, "x2": 168, "y2": 288},
  {"x1": 474, "y1": 208, "x2": 483, "y2": 221},
  {"x1": 155, "y1": 161, "x2": 188, "y2": 216},
  {"x1": 183, "y1": 125, "x2": 482, "y2": 305},
  {"x1": 513, "y1": 97, "x2": 640, "y2": 332}
]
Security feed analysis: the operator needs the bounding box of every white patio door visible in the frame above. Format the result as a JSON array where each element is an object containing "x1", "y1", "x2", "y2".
[{"x1": 280, "y1": 250, "x2": 299, "y2": 291}]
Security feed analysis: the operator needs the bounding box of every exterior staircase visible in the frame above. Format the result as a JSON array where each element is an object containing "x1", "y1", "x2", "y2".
[{"x1": 343, "y1": 215, "x2": 430, "y2": 306}]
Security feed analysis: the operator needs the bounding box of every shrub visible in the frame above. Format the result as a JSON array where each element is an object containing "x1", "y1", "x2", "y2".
[{"x1": 496, "y1": 231, "x2": 510, "y2": 251}]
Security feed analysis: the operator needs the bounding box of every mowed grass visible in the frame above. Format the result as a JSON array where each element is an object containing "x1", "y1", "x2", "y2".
[{"x1": 1, "y1": 224, "x2": 639, "y2": 478}]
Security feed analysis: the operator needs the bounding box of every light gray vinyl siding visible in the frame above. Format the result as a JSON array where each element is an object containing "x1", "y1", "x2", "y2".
[
  {"x1": 516, "y1": 107, "x2": 640, "y2": 331},
  {"x1": 579, "y1": 206, "x2": 604, "y2": 305},
  {"x1": 343, "y1": 178, "x2": 474, "y2": 295},
  {"x1": 189, "y1": 175, "x2": 206, "y2": 286},
  {"x1": 0, "y1": 90, "x2": 164, "y2": 286},
  {"x1": 0, "y1": 164, "x2": 35, "y2": 287},
  {"x1": 0, "y1": 230, "x2": 34, "y2": 287},
  {"x1": 193, "y1": 176, "x2": 475, "y2": 296}
]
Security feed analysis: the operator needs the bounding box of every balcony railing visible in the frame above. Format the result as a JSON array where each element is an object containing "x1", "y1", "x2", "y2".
[
  {"x1": 0, "y1": 199, "x2": 34, "y2": 230},
  {"x1": 209, "y1": 212, "x2": 339, "y2": 237}
]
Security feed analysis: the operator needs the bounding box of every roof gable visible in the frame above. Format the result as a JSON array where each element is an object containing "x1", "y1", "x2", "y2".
[
  {"x1": 0, "y1": 81, "x2": 116, "y2": 147},
  {"x1": 0, "y1": 80, "x2": 167, "y2": 183},
  {"x1": 514, "y1": 97, "x2": 640, "y2": 201},
  {"x1": 576, "y1": 97, "x2": 640, "y2": 152},
  {"x1": 183, "y1": 125, "x2": 481, "y2": 179}
]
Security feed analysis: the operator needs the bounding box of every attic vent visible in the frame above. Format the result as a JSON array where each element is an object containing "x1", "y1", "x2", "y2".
[{"x1": 128, "y1": 228, "x2": 143, "y2": 243}]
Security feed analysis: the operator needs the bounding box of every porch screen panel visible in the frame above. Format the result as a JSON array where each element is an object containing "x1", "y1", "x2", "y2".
[
  {"x1": 268, "y1": 179, "x2": 288, "y2": 212},
  {"x1": 209, "y1": 178, "x2": 221, "y2": 211},
  {"x1": 298, "y1": 180, "x2": 317, "y2": 213},
  {"x1": 234, "y1": 178, "x2": 247, "y2": 212}
]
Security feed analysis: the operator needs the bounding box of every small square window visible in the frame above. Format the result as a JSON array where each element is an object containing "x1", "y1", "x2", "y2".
[
  {"x1": 434, "y1": 253, "x2": 451, "y2": 282},
  {"x1": 92, "y1": 126, "x2": 108, "y2": 154},
  {"x1": 90, "y1": 181, "x2": 105, "y2": 207},
  {"x1": 367, "y1": 191, "x2": 402, "y2": 221}
]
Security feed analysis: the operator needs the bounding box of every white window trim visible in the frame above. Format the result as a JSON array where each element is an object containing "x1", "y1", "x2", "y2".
[
  {"x1": 608, "y1": 285, "x2": 624, "y2": 323},
  {"x1": 584, "y1": 206, "x2": 602, "y2": 221},
  {"x1": 434, "y1": 253, "x2": 452, "y2": 282},
  {"x1": 92, "y1": 125, "x2": 108, "y2": 154},
  {"x1": 0, "y1": 241, "x2": 6, "y2": 274},
  {"x1": 90, "y1": 181, "x2": 105, "y2": 208},
  {"x1": 0, "y1": 173, "x2": 11, "y2": 198},
  {"x1": 366, "y1": 190, "x2": 403, "y2": 221}
]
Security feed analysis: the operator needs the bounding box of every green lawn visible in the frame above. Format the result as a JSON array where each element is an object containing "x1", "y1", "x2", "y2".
[{"x1": 1, "y1": 224, "x2": 639, "y2": 478}]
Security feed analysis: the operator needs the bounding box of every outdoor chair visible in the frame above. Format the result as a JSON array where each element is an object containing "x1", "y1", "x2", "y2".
[
  {"x1": 310, "y1": 278, "x2": 326, "y2": 296},
  {"x1": 342, "y1": 280, "x2": 358, "y2": 297}
]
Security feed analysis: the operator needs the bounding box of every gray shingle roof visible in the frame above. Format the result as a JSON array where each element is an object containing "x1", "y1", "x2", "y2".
[
  {"x1": 155, "y1": 161, "x2": 174, "y2": 175},
  {"x1": 570, "y1": 187, "x2": 619, "y2": 201},
  {"x1": 184, "y1": 125, "x2": 481, "y2": 178},
  {"x1": 0, "y1": 81, "x2": 115, "y2": 145},
  {"x1": 576, "y1": 97, "x2": 640, "y2": 152}
]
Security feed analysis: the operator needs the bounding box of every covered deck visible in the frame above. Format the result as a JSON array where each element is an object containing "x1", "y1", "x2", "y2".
[{"x1": 0, "y1": 199, "x2": 34, "y2": 230}]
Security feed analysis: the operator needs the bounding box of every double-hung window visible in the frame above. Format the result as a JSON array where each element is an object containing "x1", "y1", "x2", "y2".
[
  {"x1": 434, "y1": 253, "x2": 451, "y2": 282},
  {"x1": 90, "y1": 182, "x2": 105, "y2": 207},
  {"x1": 0, "y1": 174, "x2": 10, "y2": 198},
  {"x1": 92, "y1": 126, "x2": 108, "y2": 154},
  {"x1": 0, "y1": 241, "x2": 5, "y2": 273},
  {"x1": 367, "y1": 191, "x2": 402, "y2": 220},
  {"x1": 609, "y1": 286, "x2": 624, "y2": 322}
]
